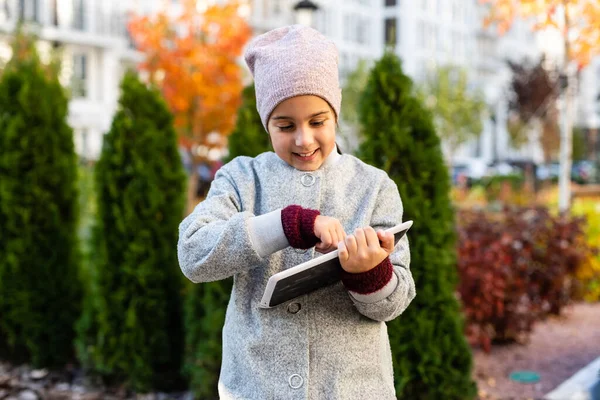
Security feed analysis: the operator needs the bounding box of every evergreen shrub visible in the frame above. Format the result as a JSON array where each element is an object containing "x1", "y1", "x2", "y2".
[
  {"x1": 76, "y1": 72, "x2": 186, "y2": 392},
  {"x1": 357, "y1": 52, "x2": 477, "y2": 399},
  {"x1": 224, "y1": 84, "x2": 271, "y2": 162},
  {"x1": 0, "y1": 32, "x2": 81, "y2": 368}
]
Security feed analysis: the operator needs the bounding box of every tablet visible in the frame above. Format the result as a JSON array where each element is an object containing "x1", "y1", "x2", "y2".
[{"x1": 259, "y1": 220, "x2": 413, "y2": 308}]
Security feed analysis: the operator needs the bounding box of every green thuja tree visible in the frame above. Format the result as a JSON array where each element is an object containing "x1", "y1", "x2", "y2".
[
  {"x1": 76, "y1": 71, "x2": 186, "y2": 392},
  {"x1": 183, "y1": 278, "x2": 232, "y2": 399},
  {"x1": 358, "y1": 52, "x2": 476, "y2": 399},
  {"x1": 183, "y1": 83, "x2": 268, "y2": 399},
  {"x1": 0, "y1": 31, "x2": 81, "y2": 368},
  {"x1": 224, "y1": 84, "x2": 271, "y2": 162}
]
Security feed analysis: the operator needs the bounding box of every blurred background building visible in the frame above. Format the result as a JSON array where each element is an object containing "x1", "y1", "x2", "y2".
[
  {"x1": 0, "y1": 0, "x2": 142, "y2": 161},
  {"x1": 1, "y1": 0, "x2": 599, "y2": 168}
]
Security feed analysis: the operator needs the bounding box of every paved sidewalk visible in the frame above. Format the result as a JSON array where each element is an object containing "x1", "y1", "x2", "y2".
[
  {"x1": 473, "y1": 302, "x2": 600, "y2": 399},
  {"x1": 545, "y1": 357, "x2": 600, "y2": 400}
]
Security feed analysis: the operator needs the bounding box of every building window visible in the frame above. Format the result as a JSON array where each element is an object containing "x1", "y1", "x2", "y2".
[
  {"x1": 453, "y1": 31, "x2": 460, "y2": 57},
  {"x1": 314, "y1": 8, "x2": 328, "y2": 35},
  {"x1": 436, "y1": 26, "x2": 443, "y2": 52},
  {"x1": 384, "y1": 17, "x2": 397, "y2": 46},
  {"x1": 416, "y1": 60, "x2": 428, "y2": 82},
  {"x1": 77, "y1": 128, "x2": 89, "y2": 160},
  {"x1": 436, "y1": 0, "x2": 442, "y2": 14},
  {"x1": 452, "y1": 1, "x2": 459, "y2": 21},
  {"x1": 385, "y1": 0, "x2": 396, "y2": 6},
  {"x1": 343, "y1": 14, "x2": 351, "y2": 41},
  {"x1": 273, "y1": 0, "x2": 281, "y2": 15},
  {"x1": 50, "y1": 0, "x2": 59, "y2": 26},
  {"x1": 71, "y1": 53, "x2": 87, "y2": 98},
  {"x1": 1, "y1": 0, "x2": 10, "y2": 21},
  {"x1": 357, "y1": 17, "x2": 369, "y2": 45},
  {"x1": 427, "y1": 23, "x2": 435, "y2": 50},
  {"x1": 340, "y1": 51, "x2": 350, "y2": 77},
  {"x1": 72, "y1": 0, "x2": 85, "y2": 30},
  {"x1": 458, "y1": 34, "x2": 466, "y2": 59},
  {"x1": 18, "y1": 0, "x2": 38, "y2": 22},
  {"x1": 417, "y1": 21, "x2": 425, "y2": 48},
  {"x1": 261, "y1": 0, "x2": 268, "y2": 19}
]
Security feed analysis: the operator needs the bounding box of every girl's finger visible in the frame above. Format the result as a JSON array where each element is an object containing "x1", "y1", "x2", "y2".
[
  {"x1": 330, "y1": 228, "x2": 340, "y2": 248},
  {"x1": 345, "y1": 234, "x2": 357, "y2": 255},
  {"x1": 321, "y1": 230, "x2": 332, "y2": 248},
  {"x1": 377, "y1": 230, "x2": 394, "y2": 253},
  {"x1": 336, "y1": 225, "x2": 346, "y2": 242},
  {"x1": 338, "y1": 240, "x2": 349, "y2": 262},
  {"x1": 336, "y1": 227, "x2": 346, "y2": 247},
  {"x1": 316, "y1": 241, "x2": 335, "y2": 254},
  {"x1": 364, "y1": 226, "x2": 379, "y2": 248},
  {"x1": 353, "y1": 228, "x2": 367, "y2": 249}
]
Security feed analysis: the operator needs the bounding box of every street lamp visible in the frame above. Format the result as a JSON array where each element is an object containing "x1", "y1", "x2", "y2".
[{"x1": 293, "y1": 0, "x2": 318, "y2": 27}]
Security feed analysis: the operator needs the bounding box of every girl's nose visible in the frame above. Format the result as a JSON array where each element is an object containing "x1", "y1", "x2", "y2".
[{"x1": 295, "y1": 127, "x2": 315, "y2": 147}]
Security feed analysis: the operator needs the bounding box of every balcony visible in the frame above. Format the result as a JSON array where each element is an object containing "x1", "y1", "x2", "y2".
[{"x1": 0, "y1": 0, "x2": 134, "y2": 49}]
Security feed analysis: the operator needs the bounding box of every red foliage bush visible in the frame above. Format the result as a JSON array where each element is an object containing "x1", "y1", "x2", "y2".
[{"x1": 456, "y1": 207, "x2": 588, "y2": 352}]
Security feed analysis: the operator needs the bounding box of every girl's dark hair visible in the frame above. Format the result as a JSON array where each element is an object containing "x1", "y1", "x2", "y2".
[{"x1": 336, "y1": 142, "x2": 343, "y2": 154}]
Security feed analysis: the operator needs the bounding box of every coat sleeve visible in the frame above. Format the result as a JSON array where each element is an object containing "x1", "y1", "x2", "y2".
[
  {"x1": 177, "y1": 164, "x2": 264, "y2": 283},
  {"x1": 348, "y1": 177, "x2": 416, "y2": 322}
]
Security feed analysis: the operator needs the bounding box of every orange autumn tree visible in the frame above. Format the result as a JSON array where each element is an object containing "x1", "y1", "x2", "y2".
[
  {"x1": 480, "y1": 0, "x2": 600, "y2": 212},
  {"x1": 128, "y1": 0, "x2": 251, "y2": 206},
  {"x1": 479, "y1": 0, "x2": 600, "y2": 68}
]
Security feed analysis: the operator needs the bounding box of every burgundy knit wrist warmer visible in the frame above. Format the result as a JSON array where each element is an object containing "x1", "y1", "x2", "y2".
[
  {"x1": 341, "y1": 257, "x2": 394, "y2": 294},
  {"x1": 281, "y1": 205, "x2": 320, "y2": 249}
]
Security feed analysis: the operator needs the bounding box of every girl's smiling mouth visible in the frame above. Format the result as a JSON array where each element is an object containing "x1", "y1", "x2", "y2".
[{"x1": 293, "y1": 149, "x2": 319, "y2": 161}]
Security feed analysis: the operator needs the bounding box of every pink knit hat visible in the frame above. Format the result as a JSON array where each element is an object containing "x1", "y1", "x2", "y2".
[{"x1": 244, "y1": 25, "x2": 342, "y2": 131}]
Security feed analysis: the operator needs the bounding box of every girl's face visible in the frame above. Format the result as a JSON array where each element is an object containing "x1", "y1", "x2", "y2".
[{"x1": 267, "y1": 95, "x2": 336, "y2": 171}]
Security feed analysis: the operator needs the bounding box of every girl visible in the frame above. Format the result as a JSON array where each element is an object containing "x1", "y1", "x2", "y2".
[{"x1": 178, "y1": 25, "x2": 416, "y2": 400}]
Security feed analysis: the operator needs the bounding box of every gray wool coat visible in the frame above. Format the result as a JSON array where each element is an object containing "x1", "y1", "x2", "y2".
[{"x1": 177, "y1": 150, "x2": 416, "y2": 400}]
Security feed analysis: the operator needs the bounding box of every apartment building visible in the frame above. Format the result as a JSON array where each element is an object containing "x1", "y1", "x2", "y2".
[
  {"x1": 577, "y1": 57, "x2": 600, "y2": 159},
  {"x1": 248, "y1": 0, "x2": 383, "y2": 82},
  {"x1": 267, "y1": 0, "x2": 545, "y2": 164},
  {"x1": 181, "y1": 0, "x2": 382, "y2": 152},
  {"x1": 1, "y1": 0, "x2": 378, "y2": 159},
  {"x1": 0, "y1": 0, "x2": 143, "y2": 161},
  {"x1": 473, "y1": 5, "x2": 545, "y2": 164},
  {"x1": 4, "y1": 0, "x2": 594, "y2": 164}
]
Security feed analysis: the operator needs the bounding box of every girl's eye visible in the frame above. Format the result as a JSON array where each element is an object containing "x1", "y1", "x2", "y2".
[
  {"x1": 311, "y1": 120, "x2": 325, "y2": 127},
  {"x1": 278, "y1": 125, "x2": 294, "y2": 131}
]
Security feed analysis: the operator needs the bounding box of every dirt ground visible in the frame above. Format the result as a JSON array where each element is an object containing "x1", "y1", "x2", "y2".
[{"x1": 1, "y1": 302, "x2": 598, "y2": 399}]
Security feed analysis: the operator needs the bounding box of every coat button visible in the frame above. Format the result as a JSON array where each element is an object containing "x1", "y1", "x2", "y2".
[
  {"x1": 300, "y1": 173, "x2": 316, "y2": 187},
  {"x1": 289, "y1": 374, "x2": 303, "y2": 389},
  {"x1": 287, "y1": 302, "x2": 301, "y2": 314}
]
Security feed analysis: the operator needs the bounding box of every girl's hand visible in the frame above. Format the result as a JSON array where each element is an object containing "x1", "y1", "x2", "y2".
[
  {"x1": 338, "y1": 227, "x2": 394, "y2": 273},
  {"x1": 313, "y1": 215, "x2": 346, "y2": 253}
]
